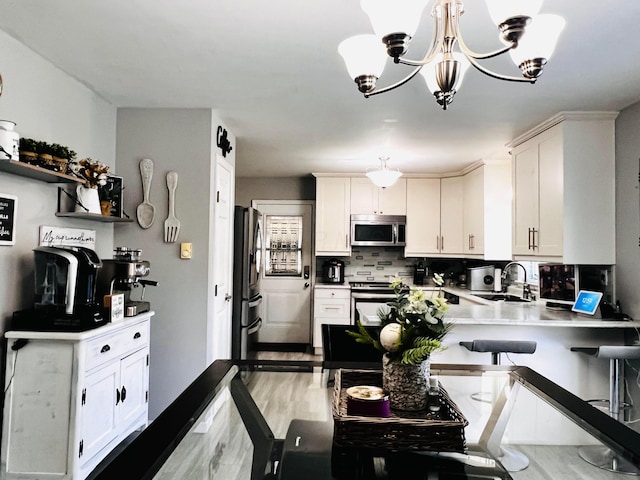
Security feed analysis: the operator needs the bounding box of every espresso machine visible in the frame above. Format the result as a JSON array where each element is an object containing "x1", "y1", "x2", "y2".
[{"x1": 96, "y1": 247, "x2": 157, "y2": 317}]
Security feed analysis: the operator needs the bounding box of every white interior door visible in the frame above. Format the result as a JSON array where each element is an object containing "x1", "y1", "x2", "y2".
[
  {"x1": 252, "y1": 200, "x2": 313, "y2": 344},
  {"x1": 211, "y1": 154, "x2": 234, "y2": 361}
]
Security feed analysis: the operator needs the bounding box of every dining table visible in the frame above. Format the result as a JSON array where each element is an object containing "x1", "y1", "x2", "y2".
[{"x1": 90, "y1": 359, "x2": 640, "y2": 480}]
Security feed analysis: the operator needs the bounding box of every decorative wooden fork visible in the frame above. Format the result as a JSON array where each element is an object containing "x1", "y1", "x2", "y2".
[{"x1": 164, "y1": 171, "x2": 180, "y2": 243}]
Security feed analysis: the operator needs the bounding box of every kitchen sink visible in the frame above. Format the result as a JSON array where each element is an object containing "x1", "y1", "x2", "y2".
[{"x1": 472, "y1": 293, "x2": 531, "y2": 303}]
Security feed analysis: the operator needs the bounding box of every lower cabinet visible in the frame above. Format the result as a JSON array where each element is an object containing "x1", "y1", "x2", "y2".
[
  {"x1": 1, "y1": 313, "x2": 152, "y2": 480},
  {"x1": 313, "y1": 287, "x2": 350, "y2": 353}
]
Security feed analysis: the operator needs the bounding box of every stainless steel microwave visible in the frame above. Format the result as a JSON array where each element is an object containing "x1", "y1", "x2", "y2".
[{"x1": 350, "y1": 214, "x2": 406, "y2": 247}]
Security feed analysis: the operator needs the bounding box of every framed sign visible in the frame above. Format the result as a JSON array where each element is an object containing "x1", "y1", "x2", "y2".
[
  {"x1": 0, "y1": 193, "x2": 17, "y2": 245},
  {"x1": 39, "y1": 225, "x2": 96, "y2": 249},
  {"x1": 98, "y1": 175, "x2": 124, "y2": 218}
]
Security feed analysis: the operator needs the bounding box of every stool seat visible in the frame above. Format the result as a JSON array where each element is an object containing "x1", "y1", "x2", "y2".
[
  {"x1": 460, "y1": 340, "x2": 537, "y2": 356},
  {"x1": 460, "y1": 340, "x2": 537, "y2": 365}
]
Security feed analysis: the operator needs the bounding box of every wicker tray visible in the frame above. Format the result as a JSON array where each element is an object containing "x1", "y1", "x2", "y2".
[{"x1": 332, "y1": 369, "x2": 468, "y2": 452}]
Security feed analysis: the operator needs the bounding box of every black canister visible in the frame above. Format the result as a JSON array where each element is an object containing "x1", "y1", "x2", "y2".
[
  {"x1": 413, "y1": 262, "x2": 427, "y2": 285},
  {"x1": 322, "y1": 258, "x2": 345, "y2": 284}
]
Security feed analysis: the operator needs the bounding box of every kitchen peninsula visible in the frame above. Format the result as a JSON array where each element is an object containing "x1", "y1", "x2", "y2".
[{"x1": 322, "y1": 281, "x2": 640, "y2": 413}]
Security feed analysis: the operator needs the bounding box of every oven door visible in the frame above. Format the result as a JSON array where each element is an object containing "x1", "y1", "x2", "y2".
[{"x1": 351, "y1": 291, "x2": 395, "y2": 325}]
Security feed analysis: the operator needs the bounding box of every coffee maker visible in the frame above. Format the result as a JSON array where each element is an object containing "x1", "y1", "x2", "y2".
[
  {"x1": 32, "y1": 245, "x2": 103, "y2": 322},
  {"x1": 96, "y1": 247, "x2": 157, "y2": 317},
  {"x1": 322, "y1": 258, "x2": 345, "y2": 284}
]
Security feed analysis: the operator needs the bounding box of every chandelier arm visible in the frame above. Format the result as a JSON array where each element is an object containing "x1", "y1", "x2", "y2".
[
  {"x1": 396, "y1": 5, "x2": 445, "y2": 67},
  {"x1": 464, "y1": 54, "x2": 536, "y2": 83},
  {"x1": 451, "y1": 14, "x2": 515, "y2": 60},
  {"x1": 364, "y1": 65, "x2": 424, "y2": 97}
]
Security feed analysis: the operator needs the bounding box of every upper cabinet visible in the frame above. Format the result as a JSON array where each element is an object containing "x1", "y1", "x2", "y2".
[
  {"x1": 405, "y1": 178, "x2": 441, "y2": 256},
  {"x1": 405, "y1": 177, "x2": 464, "y2": 257},
  {"x1": 350, "y1": 178, "x2": 406, "y2": 215},
  {"x1": 314, "y1": 176, "x2": 351, "y2": 256},
  {"x1": 509, "y1": 112, "x2": 618, "y2": 264},
  {"x1": 463, "y1": 162, "x2": 512, "y2": 260}
]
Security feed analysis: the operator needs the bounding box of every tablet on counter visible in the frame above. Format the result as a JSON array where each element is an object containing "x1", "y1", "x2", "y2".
[{"x1": 571, "y1": 290, "x2": 603, "y2": 316}]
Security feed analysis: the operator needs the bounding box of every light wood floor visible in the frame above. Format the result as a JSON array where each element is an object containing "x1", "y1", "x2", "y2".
[{"x1": 153, "y1": 350, "x2": 638, "y2": 479}]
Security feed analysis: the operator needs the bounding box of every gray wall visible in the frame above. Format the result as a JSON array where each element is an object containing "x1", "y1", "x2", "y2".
[
  {"x1": 115, "y1": 108, "x2": 235, "y2": 419},
  {"x1": 235, "y1": 175, "x2": 315, "y2": 207},
  {"x1": 0, "y1": 30, "x2": 116, "y2": 341},
  {"x1": 615, "y1": 102, "x2": 640, "y2": 320}
]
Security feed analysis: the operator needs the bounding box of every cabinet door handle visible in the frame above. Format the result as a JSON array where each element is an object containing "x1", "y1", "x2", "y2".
[
  {"x1": 441, "y1": 236, "x2": 444, "y2": 251},
  {"x1": 528, "y1": 228, "x2": 533, "y2": 250},
  {"x1": 121, "y1": 386, "x2": 127, "y2": 402},
  {"x1": 116, "y1": 388, "x2": 120, "y2": 405},
  {"x1": 531, "y1": 228, "x2": 538, "y2": 250},
  {"x1": 100, "y1": 344, "x2": 111, "y2": 353},
  {"x1": 133, "y1": 332, "x2": 141, "y2": 340}
]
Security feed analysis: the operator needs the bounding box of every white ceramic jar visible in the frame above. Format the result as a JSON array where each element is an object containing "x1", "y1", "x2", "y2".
[{"x1": 0, "y1": 120, "x2": 19, "y2": 161}]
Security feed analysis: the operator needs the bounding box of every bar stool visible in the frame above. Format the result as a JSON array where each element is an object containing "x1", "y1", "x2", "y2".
[
  {"x1": 459, "y1": 340, "x2": 537, "y2": 402},
  {"x1": 570, "y1": 345, "x2": 640, "y2": 475},
  {"x1": 459, "y1": 339, "x2": 537, "y2": 472}
]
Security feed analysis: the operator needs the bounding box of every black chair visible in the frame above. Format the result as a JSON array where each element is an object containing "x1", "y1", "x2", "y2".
[{"x1": 321, "y1": 324, "x2": 382, "y2": 384}]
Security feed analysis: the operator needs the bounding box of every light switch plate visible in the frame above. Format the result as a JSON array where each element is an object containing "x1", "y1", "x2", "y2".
[{"x1": 180, "y1": 242, "x2": 192, "y2": 259}]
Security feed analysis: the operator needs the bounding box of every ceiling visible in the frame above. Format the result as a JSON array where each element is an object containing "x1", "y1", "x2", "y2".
[{"x1": 1, "y1": 1, "x2": 639, "y2": 178}]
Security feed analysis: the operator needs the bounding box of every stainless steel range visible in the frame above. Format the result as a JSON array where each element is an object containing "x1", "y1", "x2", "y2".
[
  {"x1": 350, "y1": 281, "x2": 459, "y2": 325},
  {"x1": 350, "y1": 282, "x2": 398, "y2": 325}
]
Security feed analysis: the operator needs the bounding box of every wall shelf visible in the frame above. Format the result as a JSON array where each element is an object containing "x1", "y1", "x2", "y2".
[
  {"x1": 55, "y1": 212, "x2": 133, "y2": 223},
  {"x1": 0, "y1": 159, "x2": 83, "y2": 183}
]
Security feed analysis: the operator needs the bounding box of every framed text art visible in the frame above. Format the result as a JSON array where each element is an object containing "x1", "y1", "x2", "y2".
[
  {"x1": 98, "y1": 175, "x2": 124, "y2": 218},
  {"x1": 0, "y1": 193, "x2": 17, "y2": 246}
]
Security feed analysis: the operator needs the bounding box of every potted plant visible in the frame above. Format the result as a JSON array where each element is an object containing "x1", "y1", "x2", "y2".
[
  {"x1": 49, "y1": 143, "x2": 77, "y2": 174},
  {"x1": 348, "y1": 274, "x2": 452, "y2": 410},
  {"x1": 19, "y1": 137, "x2": 39, "y2": 165}
]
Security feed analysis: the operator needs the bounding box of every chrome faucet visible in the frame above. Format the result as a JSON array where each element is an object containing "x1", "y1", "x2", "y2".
[{"x1": 501, "y1": 262, "x2": 531, "y2": 300}]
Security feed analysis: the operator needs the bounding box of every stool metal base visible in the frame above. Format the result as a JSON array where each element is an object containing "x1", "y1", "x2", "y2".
[
  {"x1": 578, "y1": 446, "x2": 640, "y2": 475},
  {"x1": 497, "y1": 446, "x2": 530, "y2": 472}
]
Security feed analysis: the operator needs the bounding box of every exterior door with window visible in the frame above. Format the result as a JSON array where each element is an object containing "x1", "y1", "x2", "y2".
[{"x1": 252, "y1": 201, "x2": 313, "y2": 344}]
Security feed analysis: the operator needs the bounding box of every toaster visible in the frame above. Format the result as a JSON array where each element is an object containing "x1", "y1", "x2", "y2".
[{"x1": 467, "y1": 266, "x2": 495, "y2": 291}]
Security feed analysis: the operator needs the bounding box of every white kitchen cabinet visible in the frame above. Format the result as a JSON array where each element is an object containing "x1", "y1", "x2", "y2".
[
  {"x1": 509, "y1": 112, "x2": 617, "y2": 263},
  {"x1": 1, "y1": 313, "x2": 152, "y2": 480},
  {"x1": 314, "y1": 176, "x2": 351, "y2": 256},
  {"x1": 405, "y1": 177, "x2": 463, "y2": 257},
  {"x1": 313, "y1": 287, "x2": 350, "y2": 353},
  {"x1": 463, "y1": 162, "x2": 512, "y2": 260},
  {"x1": 350, "y1": 177, "x2": 407, "y2": 215},
  {"x1": 405, "y1": 178, "x2": 441, "y2": 256},
  {"x1": 440, "y1": 176, "x2": 464, "y2": 255}
]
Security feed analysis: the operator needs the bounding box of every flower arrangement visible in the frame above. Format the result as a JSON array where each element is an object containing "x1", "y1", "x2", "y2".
[
  {"x1": 70, "y1": 158, "x2": 109, "y2": 188},
  {"x1": 348, "y1": 274, "x2": 452, "y2": 365}
]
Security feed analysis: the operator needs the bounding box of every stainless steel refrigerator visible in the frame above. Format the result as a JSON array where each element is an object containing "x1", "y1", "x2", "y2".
[{"x1": 232, "y1": 206, "x2": 263, "y2": 360}]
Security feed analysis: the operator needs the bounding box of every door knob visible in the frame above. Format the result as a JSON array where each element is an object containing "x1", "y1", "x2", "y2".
[
  {"x1": 224, "y1": 294, "x2": 232, "y2": 302},
  {"x1": 304, "y1": 282, "x2": 310, "y2": 289}
]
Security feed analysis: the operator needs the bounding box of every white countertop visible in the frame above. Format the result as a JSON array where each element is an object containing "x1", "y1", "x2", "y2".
[
  {"x1": 5, "y1": 311, "x2": 155, "y2": 340},
  {"x1": 357, "y1": 284, "x2": 640, "y2": 329}
]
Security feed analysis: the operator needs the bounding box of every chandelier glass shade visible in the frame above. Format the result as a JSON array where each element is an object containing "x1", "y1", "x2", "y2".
[
  {"x1": 366, "y1": 157, "x2": 403, "y2": 188},
  {"x1": 338, "y1": 0, "x2": 565, "y2": 110}
]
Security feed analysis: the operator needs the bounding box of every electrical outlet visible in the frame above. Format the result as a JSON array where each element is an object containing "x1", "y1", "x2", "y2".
[{"x1": 180, "y1": 242, "x2": 192, "y2": 259}]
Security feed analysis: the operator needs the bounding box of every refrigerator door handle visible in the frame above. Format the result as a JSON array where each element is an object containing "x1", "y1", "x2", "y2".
[
  {"x1": 248, "y1": 295, "x2": 263, "y2": 308},
  {"x1": 247, "y1": 317, "x2": 262, "y2": 335}
]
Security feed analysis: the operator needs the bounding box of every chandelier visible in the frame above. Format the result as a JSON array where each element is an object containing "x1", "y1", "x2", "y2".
[
  {"x1": 338, "y1": 0, "x2": 565, "y2": 110},
  {"x1": 366, "y1": 157, "x2": 403, "y2": 188}
]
